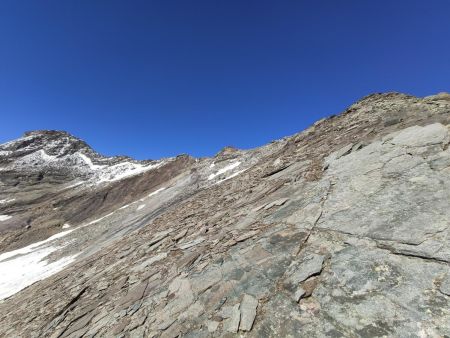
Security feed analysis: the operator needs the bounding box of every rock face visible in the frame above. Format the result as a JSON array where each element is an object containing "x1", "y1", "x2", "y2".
[{"x1": 0, "y1": 92, "x2": 449, "y2": 337}]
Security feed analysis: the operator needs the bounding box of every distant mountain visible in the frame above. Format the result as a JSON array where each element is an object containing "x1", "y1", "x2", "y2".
[{"x1": 0, "y1": 92, "x2": 449, "y2": 337}]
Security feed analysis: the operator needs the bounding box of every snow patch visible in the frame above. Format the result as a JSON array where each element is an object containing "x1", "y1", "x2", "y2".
[
  {"x1": 39, "y1": 149, "x2": 56, "y2": 162},
  {"x1": 0, "y1": 198, "x2": 15, "y2": 204},
  {"x1": 0, "y1": 230, "x2": 75, "y2": 262},
  {"x1": 78, "y1": 153, "x2": 104, "y2": 170},
  {"x1": 14, "y1": 149, "x2": 57, "y2": 168},
  {"x1": 216, "y1": 169, "x2": 246, "y2": 184},
  {"x1": 117, "y1": 187, "x2": 166, "y2": 211},
  {"x1": 148, "y1": 187, "x2": 166, "y2": 197},
  {"x1": 0, "y1": 215, "x2": 12, "y2": 221},
  {"x1": 84, "y1": 212, "x2": 114, "y2": 226},
  {"x1": 208, "y1": 161, "x2": 241, "y2": 180},
  {"x1": 64, "y1": 181, "x2": 83, "y2": 189},
  {"x1": 0, "y1": 246, "x2": 78, "y2": 300},
  {"x1": 119, "y1": 203, "x2": 132, "y2": 210},
  {"x1": 0, "y1": 183, "x2": 169, "y2": 299},
  {"x1": 0, "y1": 228, "x2": 77, "y2": 300},
  {"x1": 97, "y1": 161, "x2": 164, "y2": 184}
]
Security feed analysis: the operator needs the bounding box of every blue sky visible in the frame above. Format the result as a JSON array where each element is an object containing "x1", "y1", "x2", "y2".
[{"x1": 0, "y1": 1, "x2": 449, "y2": 159}]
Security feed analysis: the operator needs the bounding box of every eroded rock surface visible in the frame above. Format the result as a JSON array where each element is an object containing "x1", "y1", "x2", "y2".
[{"x1": 0, "y1": 92, "x2": 449, "y2": 337}]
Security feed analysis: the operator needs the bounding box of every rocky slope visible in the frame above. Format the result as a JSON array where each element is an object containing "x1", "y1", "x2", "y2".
[{"x1": 0, "y1": 92, "x2": 449, "y2": 337}]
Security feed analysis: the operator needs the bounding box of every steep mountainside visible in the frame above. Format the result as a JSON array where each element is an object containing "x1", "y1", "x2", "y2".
[{"x1": 0, "y1": 92, "x2": 449, "y2": 337}]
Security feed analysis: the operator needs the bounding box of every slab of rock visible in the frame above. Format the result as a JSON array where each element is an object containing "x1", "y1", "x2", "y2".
[
  {"x1": 173, "y1": 229, "x2": 188, "y2": 241},
  {"x1": 177, "y1": 251, "x2": 201, "y2": 270},
  {"x1": 264, "y1": 198, "x2": 289, "y2": 210},
  {"x1": 165, "y1": 277, "x2": 195, "y2": 315},
  {"x1": 117, "y1": 280, "x2": 148, "y2": 307},
  {"x1": 440, "y1": 273, "x2": 450, "y2": 296},
  {"x1": 97, "y1": 280, "x2": 109, "y2": 291},
  {"x1": 239, "y1": 294, "x2": 258, "y2": 331},
  {"x1": 286, "y1": 202, "x2": 322, "y2": 229},
  {"x1": 284, "y1": 254, "x2": 324, "y2": 290},
  {"x1": 192, "y1": 268, "x2": 221, "y2": 295},
  {"x1": 206, "y1": 320, "x2": 219, "y2": 333},
  {"x1": 222, "y1": 304, "x2": 240, "y2": 333},
  {"x1": 137, "y1": 252, "x2": 167, "y2": 270},
  {"x1": 390, "y1": 123, "x2": 449, "y2": 148},
  {"x1": 332, "y1": 143, "x2": 354, "y2": 159},
  {"x1": 293, "y1": 287, "x2": 306, "y2": 302},
  {"x1": 178, "y1": 237, "x2": 205, "y2": 250},
  {"x1": 324, "y1": 143, "x2": 354, "y2": 166},
  {"x1": 148, "y1": 229, "x2": 172, "y2": 247},
  {"x1": 234, "y1": 230, "x2": 259, "y2": 243}
]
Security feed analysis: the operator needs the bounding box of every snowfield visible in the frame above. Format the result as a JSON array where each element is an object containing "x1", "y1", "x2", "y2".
[
  {"x1": 0, "y1": 229, "x2": 77, "y2": 301},
  {"x1": 96, "y1": 161, "x2": 166, "y2": 184},
  {"x1": 0, "y1": 183, "x2": 171, "y2": 300}
]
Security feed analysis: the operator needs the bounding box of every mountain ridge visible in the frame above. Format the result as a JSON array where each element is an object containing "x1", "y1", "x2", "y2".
[{"x1": 0, "y1": 92, "x2": 449, "y2": 337}]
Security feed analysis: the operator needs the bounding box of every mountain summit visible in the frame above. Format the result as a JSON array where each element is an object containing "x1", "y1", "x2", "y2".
[{"x1": 1, "y1": 92, "x2": 449, "y2": 337}]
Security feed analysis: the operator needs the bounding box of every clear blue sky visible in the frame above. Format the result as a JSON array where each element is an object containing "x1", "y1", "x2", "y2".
[{"x1": 0, "y1": 1, "x2": 449, "y2": 159}]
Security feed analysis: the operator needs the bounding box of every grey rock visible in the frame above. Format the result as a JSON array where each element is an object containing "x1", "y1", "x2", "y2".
[
  {"x1": 222, "y1": 304, "x2": 240, "y2": 333},
  {"x1": 390, "y1": 123, "x2": 449, "y2": 148},
  {"x1": 234, "y1": 230, "x2": 259, "y2": 243},
  {"x1": 286, "y1": 202, "x2": 322, "y2": 229},
  {"x1": 239, "y1": 294, "x2": 258, "y2": 331},
  {"x1": 440, "y1": 273, "x2": 450, "y2": 296},
  {"x1": 191, "y1": 268, "x2": 222, "y2": 295},
  {"x1": 263, "y1": 198, "x2": 290, "y2": 210},
  {"x1": 332, "y1": 143, "x2": 354, "y2": 159},
  {"x1": 284, "y1": 254, "x2": 324, "y2": 290},
  {"x1": 177, "y1": 237, "x2": 205, "y2": 250},
  {"x1": 206, "y1": 320, "x2": 219, "y2": 333},
  {"x1": 293, "y1": 287, "x2": 306, "y2": 302}
]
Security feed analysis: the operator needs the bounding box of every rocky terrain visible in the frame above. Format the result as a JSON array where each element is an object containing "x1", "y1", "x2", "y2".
[{"x1": 0, "y1": 92, "x2": 449, "y2": 337}]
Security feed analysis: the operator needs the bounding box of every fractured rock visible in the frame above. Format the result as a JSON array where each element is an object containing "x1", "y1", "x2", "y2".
[
  {"x1": 264, "y1": 198, "x2": 290, "y2": 210},
  {"x1": 178, "y1": 237, "x2": 205, "y2": 250},
  {"x1": 293, "y1": 287, "x2": 306, "y2": 302},
  {"x1": 284, "y1": 254, "x2": 324, "y2": 290},
  {"x1": 206, "y1": 320, "x2": 219, "y2": 333},
  {"x1": 239, "y1": 294, "x2": 258, "y2": 331},
  {"x1": 221, "y1": 304, "x2": 240, "y2": 333}
]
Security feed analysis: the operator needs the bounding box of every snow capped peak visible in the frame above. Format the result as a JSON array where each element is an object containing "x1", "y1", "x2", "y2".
[
  {"x1": 0, "y1": 130, "x2": 95, "y2": 160},
  {"x1": 0, "y1": 130, "x2": 172, "y2": 185},
  {"x1": 23, "y1": 130, "x2": 74, "y2": 138}
]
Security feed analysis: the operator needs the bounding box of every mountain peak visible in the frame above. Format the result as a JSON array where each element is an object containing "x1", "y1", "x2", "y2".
[
  {"x1": 349, "y1": 92, "x2": 418, "y2": 108},
  {"x1": 1, "y1": 129, "x2": 93, "y2": 158},
  {"x1": 23, "y1": 129, "x2": 74, "y2": 138}
]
